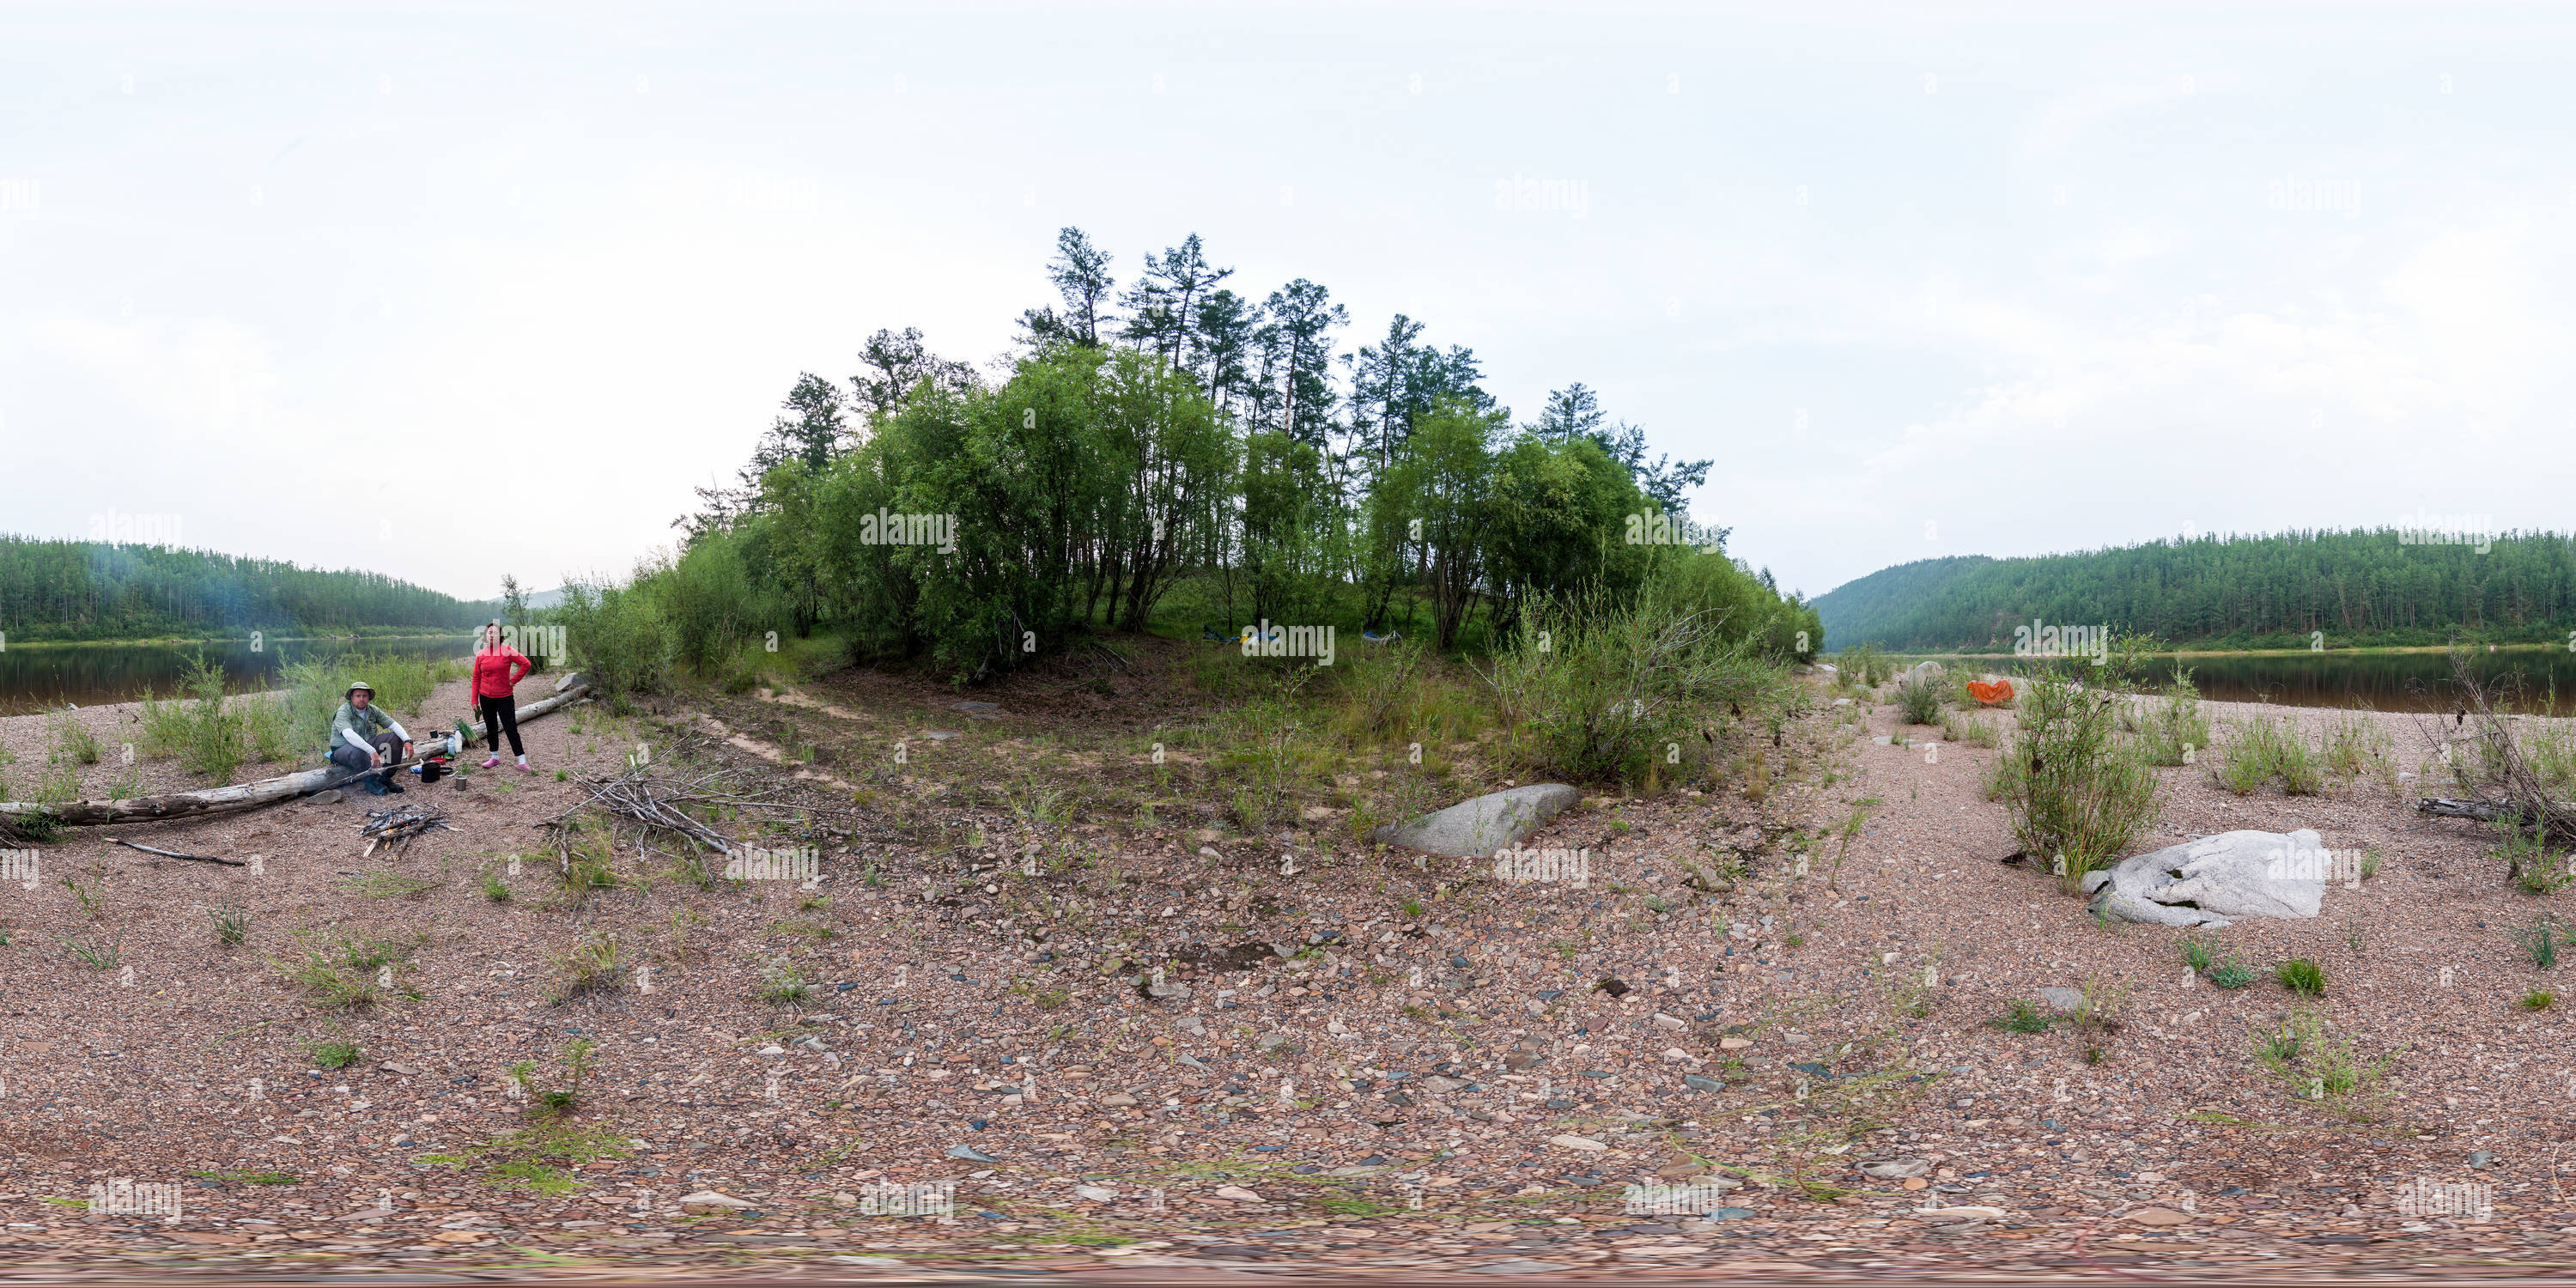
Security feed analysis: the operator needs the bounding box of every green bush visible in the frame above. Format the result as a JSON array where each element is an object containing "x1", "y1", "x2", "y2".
[
  {"x1": 2275, "y1": 957, "x2": 2327, "y2": 996},
  {"x1": 2213, "y1": 713, "x2": 2323, "y2": 796},
  {"x1": 556, "y1": 574, "x2": 671, "y2": 704},
  {"x1": 1894, "y1": 671, "x2": 1943, "y2": 726},
  {"x1": 45, "y1": 710, "x2": 102, "y2": 766},
  {"x1": 2132, "y1": 669, "x2": 2210, "y2": 767},
  {"x1": 1482, "y1": 580, "x2": 1771, "y2": 787},
  {"x1": 1984, "y1": 665, "x2": 2162, "y2": 893}
]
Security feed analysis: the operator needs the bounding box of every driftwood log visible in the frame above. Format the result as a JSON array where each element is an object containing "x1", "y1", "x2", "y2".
[
  {"x1": 0, "y1": 680, "x2": 589, "y2": 828},
  {"x1": 2416, "y1": 796, "x2": 2576, "y2": 823}
]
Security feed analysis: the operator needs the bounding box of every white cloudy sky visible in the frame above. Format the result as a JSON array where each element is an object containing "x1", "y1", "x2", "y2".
[{"x1": 5, "y1": 2, "x2": 2573, "y2": 603}]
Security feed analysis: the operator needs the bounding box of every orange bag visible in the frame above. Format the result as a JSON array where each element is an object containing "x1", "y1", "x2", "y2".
[{"x1": 1967, "y1": 678, "x2": 2015, "y2": 705}]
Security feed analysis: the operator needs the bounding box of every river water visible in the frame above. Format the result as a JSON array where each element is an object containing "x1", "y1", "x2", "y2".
[
  {"x1": 1929, "y1": 647, "x2": 2576, "y2": 716},
  {"x1": 0, "y1": 636, "x2": 476, "y2": 715}
]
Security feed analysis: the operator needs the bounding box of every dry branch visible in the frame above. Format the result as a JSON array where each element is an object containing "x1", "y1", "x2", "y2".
[{"x1": 108, "y1": 838, "x2": 246, "y2": 867}]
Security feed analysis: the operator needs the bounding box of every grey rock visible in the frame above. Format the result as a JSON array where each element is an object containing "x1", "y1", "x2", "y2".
[
  {"x1": 1372, "y1": 784, "x2": 1581, "y2": 858},
  {"x1": 2086, "y1": 829, "x2": 2328, "y2": 926},
  {"x1": 1860, "y1": 1157, "x2": 1930, "y2": 1179},
  {"x1": 1421, "y1": 1075, "x2": 1467, "y2": 1093},
  {"x1": 945, "y1": 1144, "x2": 999, "y2": 1163},
  {"x1": 553, "y1": 671, "x2": 585, "y2": 693},
  {"x1": 1256, "y1": 1034, "x2": 1287, "y2": 1050},
  {"x1": 1682, "y1": 1073, "x2": 1723, "y2": 1093},
  {"x1": 1145, "y1": 982, "x2": 1192, "y2": 999},
  {"x1": 311, "y1": 789, "x2": 345, "y2": 805},
  {"x1": 1707, "y1": 1207, "x2": 1757, "y2": 1219},
  {"x1": 2469, "y1": 1150, "x2": 2495, "y2": 1170},
  {"x1": 953, "y1": 701, "x2": 1001, "y2": 713},
  {"x1": 2036, "y1": 987, "x2": 2085, "y2": 1012},
  {"x1": 1467, "y1": 1260, "x2": 1570, "y2": 1274},
  {"x1": 1904, "y1": 660, "x2": 1944, "y2": 683},
  {"x1": 1101, "y1": 1093, "x2": 1139, "y2": 1108}
]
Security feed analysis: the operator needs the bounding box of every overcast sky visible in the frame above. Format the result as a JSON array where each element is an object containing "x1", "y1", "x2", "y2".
[{"x1": 6, "y1": 2, "x2": 2573, "y2": 604}]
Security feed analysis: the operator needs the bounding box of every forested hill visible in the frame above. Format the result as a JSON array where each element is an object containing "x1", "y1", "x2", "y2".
[
  {"x1": 0, "y1": 537, "x2": 495, "y2": 641},
  {"x1": 1814, "y1": 530, "x2": 2576, "y2": 652}
]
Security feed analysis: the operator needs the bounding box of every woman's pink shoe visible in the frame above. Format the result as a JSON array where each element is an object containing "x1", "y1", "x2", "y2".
[
  {"x1": 517, "y1": 761, "x2": 535, "y2": 774},
  {"x1": 482, "y1": 756, "x2": 501, "y2": 769}
]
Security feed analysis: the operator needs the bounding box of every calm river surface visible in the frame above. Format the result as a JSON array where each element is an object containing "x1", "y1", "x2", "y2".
[
  {"x1": 1917, "y1": 648, "x2": 2576, "y2": 716},
  {"x1": 0, "y1": 636, "x2": 474, "y2": 715}
]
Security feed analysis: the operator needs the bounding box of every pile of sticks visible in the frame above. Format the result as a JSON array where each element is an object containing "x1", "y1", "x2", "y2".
[
  {"x1": 360, "y1": 805, "x2": 453, "y2": 857},
  {"x1": 542, "y1": 766, "x2": 840, "y2": 860}
]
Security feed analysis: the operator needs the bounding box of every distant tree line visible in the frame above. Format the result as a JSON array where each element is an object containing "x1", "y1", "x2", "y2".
[
  {"x1": 0, "y1": 536, "x2": 495, "y2": 641},
  {"x1": 1814, "y1": 531, "x2": 2576, "y2": 651},
  {"x1": 648, "y1": 227, "x2": 1818, "y2": 683}
]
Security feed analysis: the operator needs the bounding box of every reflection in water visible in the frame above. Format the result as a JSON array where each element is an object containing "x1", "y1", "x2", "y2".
[
  {"x1": 0, "y1": 637, "x2": 473, "y2": 715},
  {"x1": 1955, "y1": 649, "x2": 2576, "y2": 716}
]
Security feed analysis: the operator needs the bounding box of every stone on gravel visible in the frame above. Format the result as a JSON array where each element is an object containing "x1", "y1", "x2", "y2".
[
  {"x1": 1469, "y1": 1260, "x2": 1568, "y2": 1274},
  {"x1": 2124, "y1": 1207, "x2": 2190, "y2": 1225},
  {"x1": 2082, "y1": 829, "x2": 2327, "y2": 926},
  {"x1": 1905, "y1": 660, "x2": 1944, "y2": 683},
  {"x1": 2035, "y1": 986, "x2": 2085, "y2": 1012},
  {"x1": 1917, "y1": 1206, "x2": 2008, "y2": 1221},
  {"x1": 1682, "y1": 1074, "x2": 1724, "y2": 1092},
  {"x1": 1549, "y1": 1134, "x2": 1608, "y2": 1151},
  {"x1": 1073, "y1": 1184, "x2": 1117, "y2": 1201},
  {"x1": 1213, "y1": 1185, "x2": 1263, "y2": 1202},
  {"x1": 1860, "y1": 1157, "x2": 1929, "y2": 1179},
  {"x1": 1372, "y1": 783, "x2": 1580, "y2": 858},
  {"x1": 946, "y1": 1144, "x2": 999, "y2": 1163},
  {"x1": 680, "y1": 1191, "x2": 756, "y2": 1214}
]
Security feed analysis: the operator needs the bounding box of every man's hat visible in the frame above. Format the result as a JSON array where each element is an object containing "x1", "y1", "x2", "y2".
[{"x1": 346, "y1": 680, "x2": 376, "y2": 697}]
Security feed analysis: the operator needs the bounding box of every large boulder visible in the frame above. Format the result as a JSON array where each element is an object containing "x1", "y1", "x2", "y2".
[
  {"x1": 1903, "y1": 660, "x2": 1944, "y2": 685},
  {"x1": 1374, "y1": 784, "x2": 1581, "y2": 858},
  {"x1": 2081, "y1": 829, "x2": 2329, "y2": 927}
]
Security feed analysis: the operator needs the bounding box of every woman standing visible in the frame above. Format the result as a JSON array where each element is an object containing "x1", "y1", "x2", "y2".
[{"x1": 470, "y1": 620, "x2": 535, "y2": 771}]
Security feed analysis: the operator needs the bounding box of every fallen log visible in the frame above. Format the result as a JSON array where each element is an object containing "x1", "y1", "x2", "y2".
[
  {"x1": 2415, "y1": 796, "x2": 2576, "y2": 823},
  {"x1": 0, "y1": 680, "x2": 589, "y2": 828},
  {"x1": 109, "y1": 838, "x2": 246, "y2": 866}
]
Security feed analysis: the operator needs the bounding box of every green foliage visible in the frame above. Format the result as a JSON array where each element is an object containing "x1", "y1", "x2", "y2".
[
  {"x1": 1985, "y1": 999, "x2": 2054, "y2": 1034},
  {"x1": 550, "y1": 932, "x2": 629, "y2": 1002},
  {"x1": 1480, "y1": 579, "x2": 1771, "y2": 787},
  {"x1": 1983, "y1": 666, "x2": 2163, "y2": 892},
  {"x1": 1813, "y1": 531, "x2": 2576, "y2": 651},
  {"x1": 2275, "y1": 957, "x2": 2327, "y2": 996},
  {"x1": 2522, "y1": 987, "x2": 2557, "y2": 1010},
  {"x1": 45, "y1": 710, "x2": 102, "y2": 765},
  {"x1": 1893, "y1": 671, "x2": 1943, "y2": 726},
  {"x1": 2208, "y1": 956, "x2": 2259, "y2": 989},
  {"x1": 2213, "y1": 713, "x2": 2323, "y2": 796},
  {"x1": 2179, "y1": 935, "x2": 2214, "y2": 975},
  {"x1": 2507, "y1": 916, "x2": 2567, "y2": 969},
  {"x1": 2248, "y1": 1008, "x2": 2400, "y2": 1115},
  {"x1": 2130, "y1": 670, "x2": 2210, "y2": 767},
  {"x1": 304, "y1": 1037, "x2": 362, "y2": 1069},
  {"x1": 210, "y1": 902, "x2": 249, "y2": 946},
  {"x1": 757, "y1": 960, "x2": 813, "y2": 1003}
]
